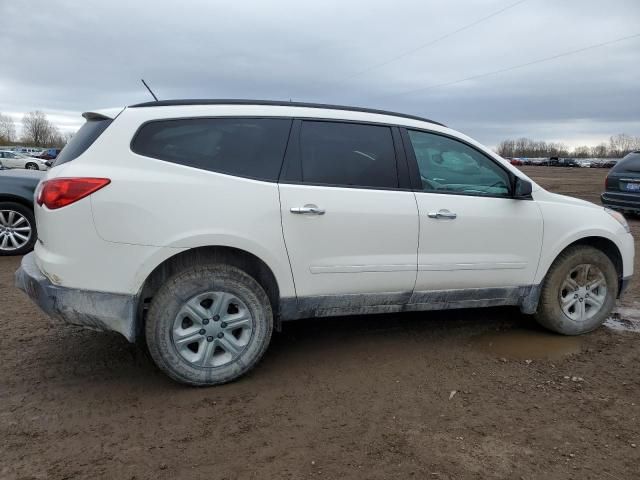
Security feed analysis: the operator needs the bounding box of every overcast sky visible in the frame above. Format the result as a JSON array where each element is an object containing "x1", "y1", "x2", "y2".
[{"x1": 1, "y1": 0, "x2": 638, "y2": 148}]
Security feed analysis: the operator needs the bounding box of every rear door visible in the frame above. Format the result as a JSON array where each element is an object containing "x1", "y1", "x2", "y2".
[{"x1": 279, "y1": 120, "x2": 418, "y2": 303}]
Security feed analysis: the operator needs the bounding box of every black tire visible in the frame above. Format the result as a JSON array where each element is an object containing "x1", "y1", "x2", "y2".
[
  {"x1": 535, "y1": 245, "x2": 617, "y2": 335},
  {"x1": 25, "y1": 163, "x2": 39, "y2": 170},
  {"x1": 0, "y1": 202, "x2": 37, "y2": 256},
  {"x1": 145, "y1": 263, "x2": 273, "y2": 386}
]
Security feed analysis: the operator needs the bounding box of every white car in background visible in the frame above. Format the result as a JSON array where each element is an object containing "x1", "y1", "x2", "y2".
[
  {"x1": 15, "y1": 100, "x2": 635, "y2": 386},
  {"x1": 14, "y1": 147, "x2": 44, "y2": 156},
  {"x1": 0, "y1": 151, "x2": 49, "y2": 170}
]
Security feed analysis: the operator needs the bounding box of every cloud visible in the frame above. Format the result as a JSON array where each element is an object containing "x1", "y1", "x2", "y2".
[{"x1": 0, "y1": 0, "x2": 638, "y2": 147}]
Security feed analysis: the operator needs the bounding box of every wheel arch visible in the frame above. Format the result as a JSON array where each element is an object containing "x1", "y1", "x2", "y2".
[
  {"x1": 540, "y1": 235, "x2": 623, "y2": 291},
  {"x1": 135, "y1": 246, "x2": 281, "y2": 339},
  {"x1": 0, "y1": 194, "x2": 34, "y2": 210},
  {"x1": 523, "y1": 234, "x2": 625, "y2": 315}
]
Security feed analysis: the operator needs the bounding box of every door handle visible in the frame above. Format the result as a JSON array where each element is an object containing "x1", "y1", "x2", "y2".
[
  {"x1": 427, "y1": 209, "x2": 457, "y2": 220},
  {"x1": 290, "y1": 204, "x2": 326, "y2": 215}
]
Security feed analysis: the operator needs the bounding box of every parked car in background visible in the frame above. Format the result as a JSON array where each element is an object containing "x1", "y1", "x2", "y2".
[
  {"x1": 560, "y1": 158, "x2": 580, "y2": 167},
  {"x1": 602, "y1": 151, "x2": 640, "y2": 214},
  {"x1": 16, "y1": 100, "x2": 634, "y2": 386},
  {"x1": 13, "y1": 147, "x2": 43, "y2": 156},
  {"x1": 578, "y1": 160, "x2": 592, "y2": 168},
  {"x1": 0, "y1": 169, "x2": 43, "y2": 255},
  {"x1": 599, "y1": 160, "x2": 618, "y2": 169},
  {"x1": 37, "y1": 148, "x2": 62, "y2": 160},
  {"x1": 509, "y1": 158, "x2": 523, "y2": 166},
  {"x1": 0, "y1": 151, "x2": 49, "y2": 170}
]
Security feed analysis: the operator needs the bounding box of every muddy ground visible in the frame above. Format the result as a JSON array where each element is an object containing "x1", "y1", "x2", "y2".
[{"x1": 1, "y1": 166, "x2": 639, "y2": 479}]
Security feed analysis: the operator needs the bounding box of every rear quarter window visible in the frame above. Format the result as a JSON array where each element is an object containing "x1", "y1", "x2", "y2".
[
  {"x1": 54, "y1": 118, "x2": 112, "y2": 166},
  {"x1": 130, "y1": 118, "x2": 292, "y2": 182}
]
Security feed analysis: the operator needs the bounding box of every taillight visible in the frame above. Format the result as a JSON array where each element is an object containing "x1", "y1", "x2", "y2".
[{"x1": 37, "y1": 177, "x2": 111, "y2": 209}]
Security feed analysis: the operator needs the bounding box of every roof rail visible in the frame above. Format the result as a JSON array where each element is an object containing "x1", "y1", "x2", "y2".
[{"x1": 128, "y1": 99, "x2": 445, "y2": 127}]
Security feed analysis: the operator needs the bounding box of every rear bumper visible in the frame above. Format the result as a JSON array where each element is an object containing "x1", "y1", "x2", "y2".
[
  {"x1": 601, "y1": 192, "x2": 640, "y2": 212},
  {"x1": 15, "y1": 252, "x2": 138, "y2": 342}
]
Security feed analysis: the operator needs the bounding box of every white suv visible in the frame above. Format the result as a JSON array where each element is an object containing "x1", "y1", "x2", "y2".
[{"x1": 16, "y1": 100, "x2": 634, "y2": 386}]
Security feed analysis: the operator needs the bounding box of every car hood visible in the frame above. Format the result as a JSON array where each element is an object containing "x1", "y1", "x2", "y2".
[{"x1": 533, "y1": 188, "x2": 600, "y2": 209}]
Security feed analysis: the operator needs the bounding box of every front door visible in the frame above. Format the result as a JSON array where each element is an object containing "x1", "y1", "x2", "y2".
[{"x1": 402, "y1": 128, "x2": 543, "y2": 294}]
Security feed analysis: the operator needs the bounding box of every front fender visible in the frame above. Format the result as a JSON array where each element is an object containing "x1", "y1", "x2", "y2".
[{"x1": 534, "y1": 200, "x2": 634, "y2": 284}]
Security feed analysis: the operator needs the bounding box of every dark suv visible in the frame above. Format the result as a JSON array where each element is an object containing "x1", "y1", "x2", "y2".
[{"x1": 602, "y1": 151, "x2": 640, "y2": 214}]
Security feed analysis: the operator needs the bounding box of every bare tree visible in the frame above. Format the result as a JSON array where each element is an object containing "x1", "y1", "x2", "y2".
[
  {"x1": 591, "y1": 143, "x2": 608, "y2": 158},
  {"x1": 496, "y1": 139, "x2": 515, "y2": 157},
  {"x1": 47, "y1": 127, "x2": 68, "y2": 148},
  {"x1": 609, "y1": 133, "x2": 636, "y2": 157},
  {"x1": 22, "y1": 111, "x2": 55, "y2": 147},
  {"x1": 494, "y1": 134, "x2": 640, "y2": 159},
  {"x1": 573, "y1": 146, "x2": 591, "y2": 158},
  {"x1": 0, "y1": 113, "x2": 16, "y2": 143}
]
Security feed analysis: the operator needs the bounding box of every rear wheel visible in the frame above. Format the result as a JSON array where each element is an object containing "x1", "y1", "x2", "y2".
[
  {"x1": 145, "y1": 264, "x2": 273, "y2": 386},
  {"x1": 535, "y1": 246, "x2": 617, "y2": 335},
  {"x1": 0, "y1": 202, "x2": 36, "y2": 256}
]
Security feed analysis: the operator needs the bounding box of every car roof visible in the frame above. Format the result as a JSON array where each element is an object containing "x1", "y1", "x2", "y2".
[{"x1": 128, "y1": 99, "x2": 446, "y2": 127}]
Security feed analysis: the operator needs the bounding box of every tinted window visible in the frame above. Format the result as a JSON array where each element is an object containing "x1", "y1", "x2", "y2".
[
  {"x1": 299, "y1": 121, "x2": 398, "y2": 188},
  {"x1": 54, "y1": 118, "x2": 112, "y2": 166},
  {"x1": 131, "y1": 118, "x2": 292, "y2": 181},
  {"x1": 612, "y1": 153, "x2": 640, "y2": 173},
  {"x1": 408, "y1": 130, "x2": 511, "y2": 197}
]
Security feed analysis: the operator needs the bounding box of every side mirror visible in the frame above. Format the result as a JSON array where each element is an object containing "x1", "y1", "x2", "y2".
[{"x1": 513, "y1": 177, "x2": 533, "y2": 199}]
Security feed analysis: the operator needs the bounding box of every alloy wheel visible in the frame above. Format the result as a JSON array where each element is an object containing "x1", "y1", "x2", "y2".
[
  {"x1": 559, "y1": 263, "x2": 608, "y2": 322},
  {"x1": 0, "y1": 210, "x2": 32, "y2": 252},
  {"x1": 171, "y1": 291, "x2": 254, "y2": 367}
]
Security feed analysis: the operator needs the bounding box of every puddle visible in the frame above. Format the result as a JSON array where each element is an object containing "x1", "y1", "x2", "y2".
[
  {"x1": 471, "y1": 329, "x2": 582, "y2": 360},
  {"x1": 605, "y1": 307, "x2": 640, "y2": 333}
]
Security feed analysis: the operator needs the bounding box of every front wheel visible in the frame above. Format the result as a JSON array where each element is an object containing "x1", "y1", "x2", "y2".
[
  {"x1": 25, "y1": 163, "x2": 39, "y2": 170},
  {"x1": 145, "y1": 264, "x2": 273, "y2": 386},
  {"x1": 535, "y1": 246, "x2": 617, "y2": 335}
]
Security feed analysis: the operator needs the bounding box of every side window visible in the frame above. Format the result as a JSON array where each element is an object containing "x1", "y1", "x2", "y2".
[
  {"x1": 299, "y1": 121, "x2": 398, "y2": 189},
  {"x1": 131, "y1": 118, "x2": 292, "y2": 181},
  {"x1": 407, "y1": 130, "x2": 511, "y2": 197}
]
